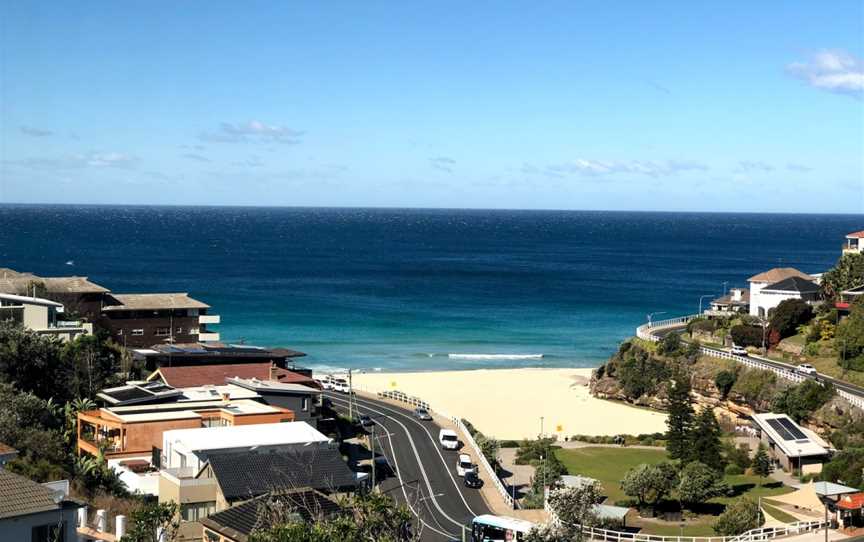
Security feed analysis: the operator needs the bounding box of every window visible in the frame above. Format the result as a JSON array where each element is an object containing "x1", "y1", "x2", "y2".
[
  {"x1": 302, "y1": 397, "x2": 309, "y2": 411},
  {"x1": 155, "y1": 327, "x2": 170, "y2": 336},
  {"x1": 32, "y1": 523, "x2": 65, "y2": 542},
  {"x1": 204, "y1": 530, "x2": 220, "y2": 542},
  {"x1": 176, "y1": 327, "x2": 183, "y2": 335},
  {"x1": 115, "y1": 329, "x2": 123, "y2": 336},
  {"x1": 131, "y1": 329, "x2": 144, "y2": 336},
  {"x1": 180, "y1": 501, "x2": 216, "y2": 522}
]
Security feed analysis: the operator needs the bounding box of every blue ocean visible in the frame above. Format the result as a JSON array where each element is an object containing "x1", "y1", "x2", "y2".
[{"x1": 0, "y1": 206, "x2": 859, "y2": 372}]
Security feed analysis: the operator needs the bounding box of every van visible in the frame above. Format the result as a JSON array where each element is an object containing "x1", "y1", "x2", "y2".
[
  {"x1": 456, "y1": 453, "x2": 475, "y2": 476},
  {"x1": 438, "y1": 429, "x2": 459, "y2": 450}
]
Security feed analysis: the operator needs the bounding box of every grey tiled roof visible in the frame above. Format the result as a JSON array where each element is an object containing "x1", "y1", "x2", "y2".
[
  {"x1": 763, "y1": 276, "x2": 819, "y2": 293},
  {"x1": 201, "y1": 489, "x2": 341, "y2": 541},
  {"x1": 0, "y1": 469, "x2": 62, "y2": 519},
  {"x1": 206, "y1": 448, "x2": 357, "y2": 501}
]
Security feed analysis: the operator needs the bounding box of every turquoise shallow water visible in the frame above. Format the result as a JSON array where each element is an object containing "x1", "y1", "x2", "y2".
[{"x1": 1, "y1": 206, "x2": 859, "y2": 371}]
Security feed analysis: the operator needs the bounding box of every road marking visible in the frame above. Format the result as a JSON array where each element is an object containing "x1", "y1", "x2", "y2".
[
  {"x1": 347, "y1": 393, "x2": 480, "y2": 518},
  {"x1": 326, "y1": 394, "x2": 466, "y2": 538}
]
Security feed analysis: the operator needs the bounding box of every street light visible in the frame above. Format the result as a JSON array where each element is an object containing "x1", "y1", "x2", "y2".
[
  {"x1": 647, "y1": 311, "x2": 666, "y2": 327},
  {"x1": 698, "y1": 294, "x2": 715, "y2": 315}
]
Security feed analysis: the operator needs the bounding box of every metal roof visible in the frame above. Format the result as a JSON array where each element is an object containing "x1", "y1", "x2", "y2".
[{"x1": 751, "y1": 413, "x2": 828, "y2": 458}]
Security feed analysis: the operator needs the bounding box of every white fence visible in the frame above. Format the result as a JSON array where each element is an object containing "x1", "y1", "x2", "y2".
[
  {"x1": 376, "y1": 389, "x2": 517, "y2": 509},
  {"x1": 637, "y1": 316, "x2": 864, "y2": 411},
  {"x1": 579, "y1": 519, "x2": 825, "y2": 542}
]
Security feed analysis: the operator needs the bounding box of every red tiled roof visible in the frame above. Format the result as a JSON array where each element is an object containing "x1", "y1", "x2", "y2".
[
  {"x1": 273, "y1": 368, "x2": 321, "y2": 389},
  {"x1": 150, "y1": 363, "x2": 273, "y2": 388},
  {"x1": 846, "y1": 231, "x2": 864, "y2": 239},
  {"x1": 838, "y1": 492, "x2": 864, "y2": 510}
]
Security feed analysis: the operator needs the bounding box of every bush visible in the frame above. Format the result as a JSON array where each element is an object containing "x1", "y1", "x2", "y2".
[
  {"x1": 724, "y1": 464, "x2": 744, "y2": 475},
  {"x1": 770, "y1": 299, "x2": 814, "y2": 340},
  {"x1": 714, "y1": 370, "x2": 737, "y2": 399},
  {"x1": 730, "y1": 368, "x2": 778, "y2": 406},
  {"x1": 772, "y1": 380, "x2": 835, "y2": 422},
  {"x1": 713, "y1": 497, "x2": 761, "y2": 536},
  {"x1": 730, "y1": 325, "x2": 764, "y2": 348},
  {"x1": 657, "y1": 333, "x2": 682, "y2": 356}
]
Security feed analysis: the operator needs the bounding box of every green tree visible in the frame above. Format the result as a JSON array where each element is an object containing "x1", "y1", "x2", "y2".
[
  {"x1": 677, "y1": 461, "x2": 728, "y2": 510},
  {"x1": 61, "y1": 332, "x2": 124, "y2": 400},
  {"x1": 730, "y1": 325, "x2": 764, "y2": 348},
  {"x1": 476, "y1": 434, "x2": 500, "y2": 469},
  {"x1": 621, "y1": 462, "x2": 678, "y2": 509},
  {"x1": 712, "y1": 497, "x2": 762, "y2": 536},
  {"x1": 822, "y1": 448, "x2": 864, "y2": 489},
  {"x1": 714, "y1": 370, "x2": 737, "y2": 399},
  {"x1": 665, "y1": 374, "x2": 694, "y2": 461},
  {"x1": 771, "y1": 380, "x2": 835, "y2": 423},
  {"x1": 524, "y1": 450, "x2": 567, "y2": 509},
  {"x1": 752, "y1": 444, "x2": 773, "y2": 483},
  {"x1": 837, "y1": 298, "x2": 864, "y2": 372},
  {"x1": 121, "y1": 501, "x2": 179, "y2": 542},
  {"x1": 657, "y1": 333, "x2": 682, "y2": 356},
  {"x1": 0, "y1": 321, "x2": 66, "y2": 401},
  {"x1": 769, "y1": 299, "x2": 814, "y2": 340},
  {"x1": 691, "y1": 408, "x2": 725, "y2": 471},
  {"x1": 528, "y1": 480, "x2": 605, "y2": 542},
  {"x1": 821, "y1": 253, "x2": 864, "y2": 301},
  {"x1": 0, "y1": 383, "x2": 68, "y2": 482}
]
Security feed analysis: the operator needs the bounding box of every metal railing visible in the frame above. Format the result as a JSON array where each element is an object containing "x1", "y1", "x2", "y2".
[
  {"x1": 637, "y1": 316, "x2": 864, "y2": 411},
  {"x1": 376, "y1": 390, "x2": 431, "y2": 411},
  {"x1": 452, "y1": 417, "x2": 516, "y2": 509},
  {"x1": 579, "y1": 519, "x2": 825, "y2": 542}
]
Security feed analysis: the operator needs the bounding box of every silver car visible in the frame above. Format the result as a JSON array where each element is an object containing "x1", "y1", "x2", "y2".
[{"x1": 413, "y1": 407, "x2": 432, "y2": 421}]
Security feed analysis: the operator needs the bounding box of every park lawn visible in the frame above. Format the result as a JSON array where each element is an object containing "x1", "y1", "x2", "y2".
[
  {"x1": 712, "y1": 475, "x2": 793, "y2": 505},
  {"x1": 554, "y1": 447, "x2": 668, "y2": 503},
  {"x1": 636, "y1": 518, "x2": 717, "y2": 537}
]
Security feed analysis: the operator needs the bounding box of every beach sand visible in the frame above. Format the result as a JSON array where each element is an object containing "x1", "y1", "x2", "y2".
[{"x1": 351, "y1": 368, "x2": 667, "y2": 440}]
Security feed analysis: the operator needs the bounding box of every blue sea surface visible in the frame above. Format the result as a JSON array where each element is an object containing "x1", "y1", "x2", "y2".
[{"x1": 0, "y1": 206, "x2": 859, "y2": 372}]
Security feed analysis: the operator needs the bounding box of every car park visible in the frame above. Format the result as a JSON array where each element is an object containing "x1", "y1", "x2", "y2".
[
  {"x1": 456, "y1": 453, "x2": 475, "y2": 476},
  {"x1": 464, "y1": 470, "x2": 483, "y2": 489},
  {"x1": 413, "y1": 407, "x2": 432, "y2": 421},
  {"x1": 438, "y1": 429, "x2": 459, "y2": 450}
]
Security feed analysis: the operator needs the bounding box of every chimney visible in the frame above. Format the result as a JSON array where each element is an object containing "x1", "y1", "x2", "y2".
[
  {"x1": 221, "y1": 391, "x2": 230, "y2": 403},
  {"x1": 115, "y1": 515, "x2": 127, "y2": 538},
  {"x1": 732, "y1": 289, "x2": 742, "y2": 302},
  {"x1": 95, "y1": 509, "x2": 107, "y2": 532},
  {"x1": 77, "y1": 506, "x2": 87, "y2": 528},
  {"x1": 270, "y1": 364, "x2": 278, "y2": 381}
]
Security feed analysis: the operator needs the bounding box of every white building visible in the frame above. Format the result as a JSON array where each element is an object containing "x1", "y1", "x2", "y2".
[
  {"x1": 748, "y1": 268, "x2": 816, "y2": 317},
  {"x1": 0, "y1": 292, "x2": 92, "y2": 341},
  {"x1": 751, "y1": 413, "x2": 831, "y2": 474},
  {"x1": 162, "y1": 422, "x2": 331, "y2": 472},
  {"x1": 843, "y1": 230, "x2": 864, "y2": 255}
]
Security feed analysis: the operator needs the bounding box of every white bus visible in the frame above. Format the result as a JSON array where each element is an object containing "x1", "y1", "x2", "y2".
[{"x1": 471, "y1": 514, "x2": 535, "y2": 542}]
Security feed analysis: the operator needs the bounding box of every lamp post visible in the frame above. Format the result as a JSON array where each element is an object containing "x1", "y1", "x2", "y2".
[
  {"x1": 647, "y1": 311, "x2": 666, "y2": 327},
  {"x1": 698, "y1": 294, "x2": 715, "y2": 315},
  {"x1": 722, "y1": 281, "x2": 729, "y2": 296},
  {"x1": 540, "y1": 416, "x2": 544, "y2": 439}
]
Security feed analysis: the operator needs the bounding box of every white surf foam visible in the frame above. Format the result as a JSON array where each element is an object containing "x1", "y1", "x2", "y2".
[{"x1": 447, "y1": 353, "x2": 544, "y2": 360}]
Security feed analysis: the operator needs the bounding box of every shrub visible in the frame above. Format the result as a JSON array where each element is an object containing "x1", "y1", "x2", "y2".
[
  {"x1": 772, "y1": 380, "x2": 835, "y2": 422},
  {"x1": 714, "y1": 370, "x2": 737, "y2": 399},
  {"x1": 724, "y1": 464, "x2": 744, "y2": 475},
  {"x1": 713, "y1": 497, "x2": 761, "y2": 536},
  {"x1": 730, "y1": 325, "x2": 764, "y2": 348},
  {"x1": 770, "y1": 299, "x2": 814, "y2": 339},
  {"x1": 730, "y1": 368, "x2": 777, "y2": 406}
]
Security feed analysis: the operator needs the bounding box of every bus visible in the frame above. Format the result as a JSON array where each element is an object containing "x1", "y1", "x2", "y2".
[{"x1": 471, "y1": 514, "x2": 535, "y2": 542}]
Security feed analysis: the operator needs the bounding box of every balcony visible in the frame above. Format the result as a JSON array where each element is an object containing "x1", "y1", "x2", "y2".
[
  {"x1": 843, "y1": 243, "x2": 862, "y2": 254},
  {"x1": 198, "y1": 332, "x2": 220, "y2": 342},
  {"x1": 199, "y1": 314, "x2": 220, "y2": 324}
]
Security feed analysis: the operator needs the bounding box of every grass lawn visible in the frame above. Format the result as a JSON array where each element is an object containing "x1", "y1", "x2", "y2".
[
  {"x1": 762, "y1": 502, "x2": 798, "y2": 524},
  {"x1": 554, "y1": 447, "x2": 669, "y2": 503},
  {"x1": 555, "y1": 447, "x2": 795, "y2": 536}
]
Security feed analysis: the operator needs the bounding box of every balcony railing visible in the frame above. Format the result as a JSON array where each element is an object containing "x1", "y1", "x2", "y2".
[
  {"x1": 199, "y1": 314, "x2": 220, "y2": 324},
  {"x1": 198, "y1": 332, "x2": 220, "y2": 342}
]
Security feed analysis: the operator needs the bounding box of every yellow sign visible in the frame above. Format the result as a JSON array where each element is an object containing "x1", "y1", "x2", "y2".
[
  {"x1": 390, "y1": 381, "x2": 397, "y2": 388},
  {"x1": 556, "y1": 425, "x2": 563, "y2": 432}
]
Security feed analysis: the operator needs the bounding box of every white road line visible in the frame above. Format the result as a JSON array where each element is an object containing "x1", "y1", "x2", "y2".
[
  {"x1": 326, "y1": 394, "x2": 464, "y2": 538},
  {"x1": 348, "y1": 394, "x2": 480, "y2": 518}
]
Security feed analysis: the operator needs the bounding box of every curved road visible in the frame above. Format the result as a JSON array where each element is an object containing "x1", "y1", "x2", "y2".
[
  {"x1": 653, "y1": 324, "x2": 864, "y2": 400},
  {"x1": 324, "y1": 391, "x2": 490, "y2": 542}
]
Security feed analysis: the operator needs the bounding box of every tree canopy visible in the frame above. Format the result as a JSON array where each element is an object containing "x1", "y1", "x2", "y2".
[{"x1": 821, "y1": 253, "x2": 864, "y2": 301}]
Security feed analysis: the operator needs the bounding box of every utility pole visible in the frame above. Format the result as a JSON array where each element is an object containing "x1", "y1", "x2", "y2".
[
  {"x1": 348, "y1": 369, "x2": 354, "y2": 421},
  {"x1": 370, "y1": 423, "x2": 376, "y2": 490},
  {"x1": 540, "y1": 416, "x2": 544, "y2": 439},
  {"x1": 722, "y1": 281, "x2": 728, "y2": 296}
]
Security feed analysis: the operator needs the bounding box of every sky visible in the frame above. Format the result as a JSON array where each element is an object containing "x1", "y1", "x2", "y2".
[{"x1": 1, "y1": 2, "x2": 863, "y2": 212}]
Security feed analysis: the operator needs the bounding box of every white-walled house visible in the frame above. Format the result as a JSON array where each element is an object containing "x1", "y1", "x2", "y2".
[
  {"x1": 748, "y1": 268, "x2": 816, "y2": 317},
  {"x1": 0, "y1": 292, "x2": 92, "y2": 341},
  {"x1": 843, "y1": 230, "x2": 864, "y2": 255}
]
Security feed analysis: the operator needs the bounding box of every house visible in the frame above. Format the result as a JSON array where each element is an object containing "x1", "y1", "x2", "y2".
[
  {"x1": 838, "y1": 492, "x2": 864, "y2": 529},
  {"x1": 226, "y1": 377, "x2": 322, "y2": 424},
  {"x1": 161, "y1": 447, "x2": 354, "y2": 541},
  {"x1": 843, "y1": 231, "x2": 864, "y2": 255},
  {"x1": 100, "y1": 293, "x2": 220, "y2": 348},
  {"x1": 145, "y1": 362, "x2": 319, "y2": 390},
  {"x1": 748, "y1": 268, "x2": 817, "y2": 317},
  {"x1": 77, "y1": 396, "x2": 294, "y2": 459},
  {"x1": 0, "y1": 469, "x2": 82, "y2": 542},
  {"x1": 200, "y1": 489, "x2": 342, "y2": 542},
  {"x1": 161, "y1": 422, "x2": 330, "y2": 472},
  {"x1": 751, "y1": 413, "x2": 831, "y2": 474},
  {"x1": 131, "y1": 342, "x2": 306, "y2": 372},
  {"x1": 0, "y1": 268, "x2": 109, "y2": 319},
  {"x1": 0, "y1": 292, "x2": 93, "y2": 341},
  {"x1": 836, "y1": 284, "x2": 864, "y2": 314},
  {"x1": 707, "y1": 288, "x2": 749, "y2": 316}
]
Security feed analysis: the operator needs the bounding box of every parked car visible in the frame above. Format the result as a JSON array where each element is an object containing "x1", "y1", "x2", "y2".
[
  {"x1": 413, "y1": 407, "x2": 432, "y2": 421},
  {"x1": 796, "y1": 363, "x2": 817, "y2": 376},
  {"x1": 730, "y1": 345, "x2": 748, "y2": 356},
  {"x1": 463, "y1": 470, "x2": 483, "y2": 489},
  {"x1": 331, "y1": 378, "x2": 350, "y2": 393},
  {"x1": 359, "y1": 415, "x2": 374, "y2": 428},
  {"x1": 318, "y1": 377, "x2": 333, "y2": 391},
  {"x1": 456, "y1": 453, "x2": 475, "y2": 477},
  {"x1": 438, "y1": 429, "x2": 459, "y2": 450}
]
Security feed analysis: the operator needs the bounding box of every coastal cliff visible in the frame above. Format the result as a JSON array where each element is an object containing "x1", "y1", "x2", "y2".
[{"x1": 589, "y1": 339, "x2": 862, "y2": 442}]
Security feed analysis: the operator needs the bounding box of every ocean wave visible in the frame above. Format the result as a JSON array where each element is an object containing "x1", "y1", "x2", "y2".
[{"x1": 447, "y1": 353, "x2": 544, "y2": 360}]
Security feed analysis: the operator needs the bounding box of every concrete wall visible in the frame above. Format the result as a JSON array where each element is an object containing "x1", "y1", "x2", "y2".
[
  {"x1": 258, "y1": 393, "x2": 315, "y2": 423},
  {"x1": 0, "y1": 506, "x2": 79, "y2": 542},
  {"x1": 125, "y1": 418, "x2": 204, "y2": 455}
]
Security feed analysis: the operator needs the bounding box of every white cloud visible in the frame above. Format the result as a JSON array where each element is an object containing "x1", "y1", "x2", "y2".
[
  {"x1": 4, "y1": 152, "x2": 136, "y2": 170},
  {"x1": 786, "y1": 163, "x2": 813, "y2": 173},
  {"x1": 735, "y1": 160, "x2": 774, "y2": 173},
  {"x1": 199, "y1": 120, "x2": 304, "y2": 143},
  {"x1": 530, "y1": 158, "x2": 708, "y2": 178},
  {"x1": 181, "y1": 153, "x2": 211, "y2": 162},
  {"x1": 787, "y1": 50, "x2": 864, "y2": 98},
  {"x1": 20, "y1": 125, "x2": 53, "y2": 137},
  {"x1": 430, "y1": 156, "x2": 456, "y2": 173}
]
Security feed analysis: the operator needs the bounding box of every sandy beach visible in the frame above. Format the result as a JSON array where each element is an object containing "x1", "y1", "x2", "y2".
[{"x1": 351, "y1": 367, "x2": 667, "y2": 440}]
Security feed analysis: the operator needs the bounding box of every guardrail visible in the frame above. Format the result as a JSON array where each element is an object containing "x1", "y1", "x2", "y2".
[
  {"x1": 376, "y1": 389, "x2": 517, "y2": 509},
  {"x1": 638, "y1": 316, "x2": 864, "y2": 411},
  {"x1": 579, "y1": 519, "x2": 825, "y2": 542}
]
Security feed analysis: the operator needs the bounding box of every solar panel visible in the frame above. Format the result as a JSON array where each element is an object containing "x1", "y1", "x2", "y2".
[
  {"x1": 767, "y1": 418, "x2": 795, "y2": 441},
  {"x1": 777, "y1": 417, "x2": 808, "y2": 440}
]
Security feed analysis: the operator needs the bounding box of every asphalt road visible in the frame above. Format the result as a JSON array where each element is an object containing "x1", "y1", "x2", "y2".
[
  {"x1": 652, "y1": 325, "x2": 864, "y2": 400},
  {"x1": 324, "y1": 391, "x2": 491, "y2": 542}
]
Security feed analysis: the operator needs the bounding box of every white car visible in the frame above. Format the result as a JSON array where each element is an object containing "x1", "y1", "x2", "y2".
[
  {"x1": 730, "y1": 345, "x2": 748, "y2": 356},
  {"x1": 331, "y1": 378, "x2": 350, "y2": 393},
  {"x1": 796, "y1": 364, "x2": 817, "y2": 376},
  {"x1": 439, "y1": 429, "x2": 459, "y2": 450},
  {"x1": 456, "y1": 453, "x2": 475, "y2": 477}
]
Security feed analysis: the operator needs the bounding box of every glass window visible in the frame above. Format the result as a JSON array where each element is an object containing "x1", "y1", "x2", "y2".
[
  {"x1": 181, "y1": 501, "x2": 216, "y2": 522},
  {"x1": 131, "y1": 329, "x2": 144, "y2": 336},
  {"x1": 155, "y1": 327, "x2": 170, "y2": 336},
  {"x1": 302, "y1": 398, "x2": 309, "y2": 411}
]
